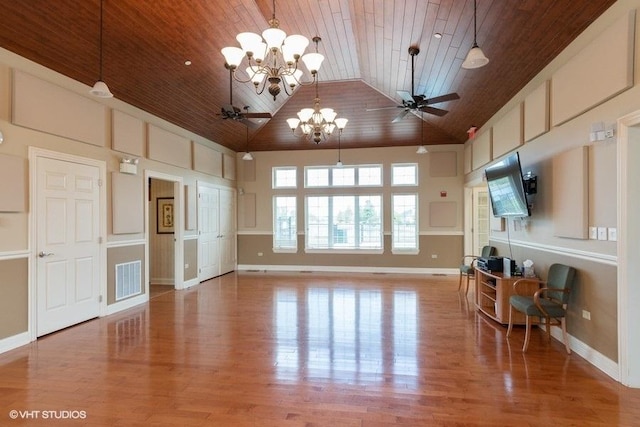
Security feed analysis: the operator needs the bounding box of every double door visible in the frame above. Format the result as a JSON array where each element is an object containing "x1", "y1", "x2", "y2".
[{"x1": 198, "y1": 184, "x2": 236, "y2": 281}]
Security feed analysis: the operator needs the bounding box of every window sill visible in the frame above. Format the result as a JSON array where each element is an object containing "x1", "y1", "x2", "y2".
[
  {"x1": 304, "y1": 248, "x2": 384, "y2": 255},
  {"x1": 391, "y1": 248, "x2": 420, "y2": 255}
]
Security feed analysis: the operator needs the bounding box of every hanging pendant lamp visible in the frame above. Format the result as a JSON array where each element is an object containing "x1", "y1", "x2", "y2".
[
  {"x1": 90, "y1": 0, "x2": 113, "y2": 98},
  {"x1": 416, "y1": 111, "x2": 428, "y2": 154},
  {"x1": 462, "y1": 0, "x2": 489, "y2": 69},
  {"x1": 242, "y1": 125, "x2": 254, "y2": 161}
]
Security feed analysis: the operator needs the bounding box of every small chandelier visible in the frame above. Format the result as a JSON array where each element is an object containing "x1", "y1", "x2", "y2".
[
  {"x1": 221, "y1": 0, "x2": 324, "y2": 101},
  {"x1": 286, "y1": 82, "x2": 348, "y2": 144}
]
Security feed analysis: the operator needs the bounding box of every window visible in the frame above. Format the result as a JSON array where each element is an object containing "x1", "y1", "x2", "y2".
[
  {"x1": 332, "y1": 167, "x2": 355, "y2": 186},
  {"x1": 273, "y1": 196, "x2": 297, "y2": 251},
  {"x1": 273, "y1": 167, "x2": 297, "y2": 188},
  {"x1": 391, "y1": 163, "x2": 418, "y2": 186},
  {"x1": 305, "y1": 165, "x2": 382, "y2": 188},
  {"x1": 358, "y1": 166, "x2": 382, "y2": 186},
  {"x1": 392, "y1": 194, "x2": 418, "y2": 252},
  {"x1": 306, "y1": 195, "x2": 382, "y2": 251}
]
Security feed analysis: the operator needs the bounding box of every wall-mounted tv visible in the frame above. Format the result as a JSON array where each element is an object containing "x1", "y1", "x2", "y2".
[{"x1": 485, "y1": 152, "x2": 531, "y2": 217}]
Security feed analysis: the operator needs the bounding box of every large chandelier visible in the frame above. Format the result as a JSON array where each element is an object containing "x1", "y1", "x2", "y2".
[
  {"x1": 286, "y1": 72, "x2": 348, "y2": 143},
  {"x1": 221, "y1": 0, "x2": 324, "y2": 101}
]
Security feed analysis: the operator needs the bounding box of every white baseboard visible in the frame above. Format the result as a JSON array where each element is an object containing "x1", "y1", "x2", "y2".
[
  {"x1": 106, "y1": 293, "x2": 148, "y2": 316},
  {"x1": 546, "y1": 325, "x2": 619, "y2": 381},
  {"x1": 150, "y1": 278, "x2": 174, "y2": 285},
  {"x1": 236, "y1": 264, "x2": 458, "y2": 275},
  {"x1": 183, "y1": 277, "x2": 199, "y2": 288},
  {"x1": 0, "y1": 331, "x2": 32, "y2": 354}
]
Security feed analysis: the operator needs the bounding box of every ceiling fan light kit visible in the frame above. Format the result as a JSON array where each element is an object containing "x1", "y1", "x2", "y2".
[
  {"x1": 90, "y1": 0, "x2": 113, "y2": 98},
  {"x1": 462, "y1": 0, "x2": 489, "y2": 69},
  {"x1": 221, "y1": 0, "x2": 324, "y2": 100},
  {"x1": 366, "y1": 46, "x2": 459, "y2": 123}
]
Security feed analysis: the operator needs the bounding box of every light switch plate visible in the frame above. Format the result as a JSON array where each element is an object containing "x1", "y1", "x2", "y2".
[
  {"x1": 589, "y1": 227, "x2": 598, "y2": 240},
  {"x1": 597, "y1": 227, "x2": 607, "y2": 241},
  {"x1": 608, "y1": 227, "x2": 617, "y2": 241}
]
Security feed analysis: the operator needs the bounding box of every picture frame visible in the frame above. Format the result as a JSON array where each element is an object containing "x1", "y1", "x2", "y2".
[{"x1": 156, "y1": 197, "x2": 174, "y2": 234}]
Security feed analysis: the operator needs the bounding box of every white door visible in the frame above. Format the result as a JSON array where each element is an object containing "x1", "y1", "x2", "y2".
[
  {"x1": 473, "y1": 187, "x2": 490, "y2": 255},
  {"x1": 198, "y1": 185, "x2": 220, "y2": 281},
  {"x1": 219, "y1": 188, "x2": 237, "y2": 275},
  {"x1": 36, "y1": 157, "x2": 101, "y2": 336}
]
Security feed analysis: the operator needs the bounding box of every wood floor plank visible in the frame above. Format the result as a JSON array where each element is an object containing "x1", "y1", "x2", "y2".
[{"x1": 1, "y1": 272, "x2": 639, "y2": 426}]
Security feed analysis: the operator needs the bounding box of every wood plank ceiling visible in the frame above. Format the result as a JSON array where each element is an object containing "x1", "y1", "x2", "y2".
[{"x1": 0, "y1": 0, "x2": 616, "y2": 153}]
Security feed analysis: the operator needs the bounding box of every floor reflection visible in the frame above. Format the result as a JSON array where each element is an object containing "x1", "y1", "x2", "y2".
[{"x1": 275, "y1": 285, "x2": 418, "y2": 383}]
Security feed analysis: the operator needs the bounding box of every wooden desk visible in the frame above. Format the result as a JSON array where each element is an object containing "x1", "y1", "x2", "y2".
[{"x1": 475, "y1": 269, "x2": 539, "y2": 325}]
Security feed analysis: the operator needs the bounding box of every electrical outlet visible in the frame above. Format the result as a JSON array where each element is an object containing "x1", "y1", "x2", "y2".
[
  {"x1": 608, "y1": 227, "x2": 617, "y2": 241},
  {"x1": 597, "y1": 227, "x2": 607, "y2": 241},
  {"x1": 582, "y1": 310, "x2": 591, "y2": 320},
  {"x1": 431, "y1": 254, "x2": 438, "y2": 259},
  {"x1": 589, "y1": 227, "x2": 598, "y2": 240},
  {"x1": 257, "y1": 252, "x2": 263, "y2": 257},
  {"x1": 185, "y1": 263, "x2": 189, "y2": 269}
]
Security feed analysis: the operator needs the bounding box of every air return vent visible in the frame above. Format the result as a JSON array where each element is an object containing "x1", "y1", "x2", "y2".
[{"x1": 115, "y1": 260, "x2": 142, "y2": 301}]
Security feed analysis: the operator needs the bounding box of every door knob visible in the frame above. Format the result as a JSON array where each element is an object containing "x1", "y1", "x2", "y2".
[{"x1": 38, "y1": 251, "x2": 54, "y2": 258}]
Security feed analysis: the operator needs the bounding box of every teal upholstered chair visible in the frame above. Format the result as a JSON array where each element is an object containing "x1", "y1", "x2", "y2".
[
  {"x1": 507, "y1": 263, "x2": 576, "y2": 354},
  {"x1": 458, "y1": 245, "x2": 496, "y2": 295}
]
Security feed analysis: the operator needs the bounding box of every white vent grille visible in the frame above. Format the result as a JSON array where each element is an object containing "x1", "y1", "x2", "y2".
[{"x1": 115, "y1": 260, "x2": 142, "y2": 301}]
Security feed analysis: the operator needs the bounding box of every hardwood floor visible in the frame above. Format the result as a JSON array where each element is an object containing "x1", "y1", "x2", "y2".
[{"x1": 2, "y1": 272, "x2": 639, "y2": 426}]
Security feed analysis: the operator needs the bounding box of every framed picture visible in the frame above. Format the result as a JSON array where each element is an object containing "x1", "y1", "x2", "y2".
[{"x1": 156, "y1": 197, "x2": 174, "y2": 234}]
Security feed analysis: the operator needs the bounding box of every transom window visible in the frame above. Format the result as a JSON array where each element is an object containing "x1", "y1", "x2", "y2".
[
  {"x1": 305, "y1": 165, "x2": 382, "y2": 188},
  {"x1": 391, "y1": 163, "x2": 418, "y2": 186},
  {"x1": 273, "y1": 167, "x2": 297, "y2": 189}
]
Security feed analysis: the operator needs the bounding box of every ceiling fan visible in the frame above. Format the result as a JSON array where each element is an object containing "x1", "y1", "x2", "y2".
[
  {"x1": 367, "y1": 46, "x2": 460, "y2": 123},
  {"x1": 219, "y1": 70, "x2": 272, "y2": 128}
]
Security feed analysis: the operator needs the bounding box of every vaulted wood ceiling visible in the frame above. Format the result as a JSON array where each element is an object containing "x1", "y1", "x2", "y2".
[{"x1": 0, "y1": 0, "x2": 616, "y2": 153}]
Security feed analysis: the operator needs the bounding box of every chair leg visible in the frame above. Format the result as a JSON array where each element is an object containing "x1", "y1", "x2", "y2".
[
  {"x1": 458, "y1": 273, "x2": 463, "y2": 292},
  {"x1": 464, "y1": 274, "x2": 471, "y2": 296},
  {"x1": 523, "y1": 315, "x2": 532, "y2": 352},
  {"x1": 546, "y1": 316, "x2": 552, "y2": 341},
  {"x1": 560, "y1": 317, "x2": 571, "y2": 354},
  {"x1": 507, "y1": 305, "x2": 514, "y2": 337}
]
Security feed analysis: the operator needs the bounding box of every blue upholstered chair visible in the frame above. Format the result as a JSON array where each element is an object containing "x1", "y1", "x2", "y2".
[
  {"x1": 506, "y1": 263, "x2": 576, "y2": 354},
  {"x1": 458, "y1": 245, "x2": 496, "y2": 295}
]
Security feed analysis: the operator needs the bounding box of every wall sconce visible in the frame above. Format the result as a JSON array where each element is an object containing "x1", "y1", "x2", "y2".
[{"x1": 120, "y1": 157, "x2": 139, "y2": 175}]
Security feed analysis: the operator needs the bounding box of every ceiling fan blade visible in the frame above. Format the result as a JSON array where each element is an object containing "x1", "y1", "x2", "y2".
[
  {"x1": 392, "y1": 109, "x2": 410, "y2": 123},
  {"x1": 366, "y1": 105, "x2": 403, "y2": 112},
  {"x1": 424, "y1": 92, "x2": 460, "y2": 105},
  {"x1": 243, "y1": 112, "x2": 272, "y2": 119},
  {"x1": 418, "y1": 105, "x2": 449, "y2": 117},
  {"x1": 240, "y1": 118, "x2": 260, "y2": 129},
  {"x1": 397, "y1": 90, "x2": 415, "y2": 104}
]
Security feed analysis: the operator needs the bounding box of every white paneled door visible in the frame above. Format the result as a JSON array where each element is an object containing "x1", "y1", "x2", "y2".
[
  {"x1": 219, "y1": 188, "x2": 237, "y2": 275},
  {"x1": 198, "y1": 184, "x2": 220, "y2": 281},
  {"x1": 36, "y1": 157, "x2": 101, "y2": 336},
  {"x1": 198, "y1": 185, "x2": 236, "y2": 281}
]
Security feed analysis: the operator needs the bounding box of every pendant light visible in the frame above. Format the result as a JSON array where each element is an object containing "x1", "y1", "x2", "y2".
[
  {"x1": 336, "y1": 129, "x2": 343, "y2": 166},
  {"x1": 416, "y1": 111, "x2": 428, "y2": 154},
  {"x1": 242, "y1": 126, "x2": 254, "y2": 161},
  {"x1": 462, "y1": 0, "x2": 489, "y2": 70},
  {"x1": 90, "y1": 0, "x2": 113, "y2": 98}
]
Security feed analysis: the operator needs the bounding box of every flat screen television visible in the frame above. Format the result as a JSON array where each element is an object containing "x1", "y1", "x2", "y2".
[{"x1": 485, "y1": 152, "x2": 531, "y2": 217}]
